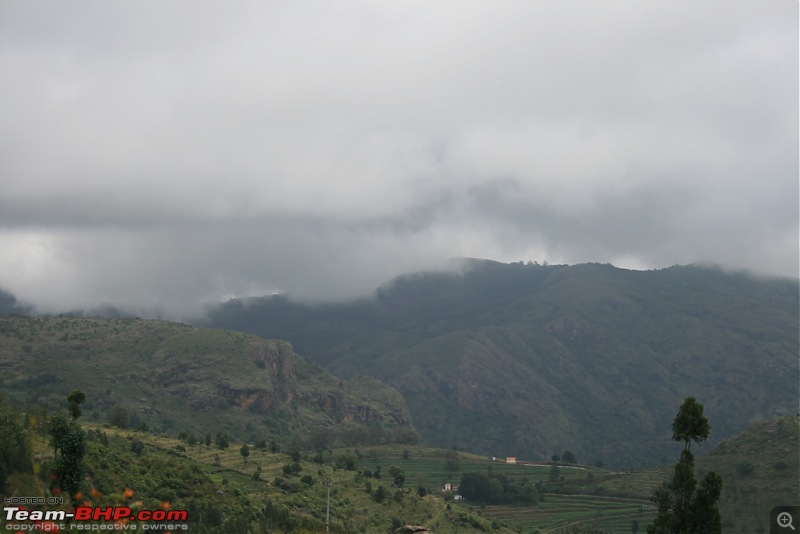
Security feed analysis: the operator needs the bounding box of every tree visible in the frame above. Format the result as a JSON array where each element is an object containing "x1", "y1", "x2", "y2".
[
  {"x1": 335, "y1": 452, "x2": 357, "y2": 471},
  {"x1": 48, "y1": 394, "x2": 87, "y2": 502},
  {"x1": 50, "y1": 420, "x2": 85, "y2": 500},
  {"x1": 108, "y1": 405, "x2": 130, "y2": 429},
  {"x1": 648, "y1": 397, "x2": 722, "y2": 534},
  {"x1": 204, "y1": 433, "x2": 212, "y2": 449},
  {"x1": 67, "y1": 390, "x2": 85, "y2": 420},
  {"x1": 0, "y1": 394, "x2": 32, "y2": 492},
  {"x1": 562, "y1": 450, "x2": 577, "y2": 464},
  {"x1": 240, "y1": 443, "x2": 250, "y2": 463},
  {"x1": 47, "y1": 414, "x2": 71, "y2": 456},
  {"x1": 671, "y1": 397, "x2": 710, "y2": 452},
  {"x1": 215, "y1": 431, "x2": 229, "y2": 449},
  {"x1": 388, "y1": 465, "x2": 405, "y2": 487}
]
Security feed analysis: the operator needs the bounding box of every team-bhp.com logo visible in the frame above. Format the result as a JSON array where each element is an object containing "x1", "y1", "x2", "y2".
[{"x1": 3, "y1": 505, "x2": 188, "y2": 531}]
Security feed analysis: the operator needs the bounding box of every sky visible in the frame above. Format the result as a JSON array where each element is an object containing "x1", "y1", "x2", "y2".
[{"x1": 1, "y1": 1, "x2": 797, "y2": 318}]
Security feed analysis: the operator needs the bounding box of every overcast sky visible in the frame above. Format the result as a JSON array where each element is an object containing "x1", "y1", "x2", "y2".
[{"x1": 1, "y1": 1, "x2": 797, "y2": 317}]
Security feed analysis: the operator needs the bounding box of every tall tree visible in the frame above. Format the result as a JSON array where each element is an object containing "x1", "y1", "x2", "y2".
[
  {"x1": 48, "y1": 394, "x2": 87, "y2": 502},
  {"x1": 648, "y1": 397, "x2": 722, "y2": 534},
  {"x1": 67, "y1": 390, "x2": 86, "y2": 420}
]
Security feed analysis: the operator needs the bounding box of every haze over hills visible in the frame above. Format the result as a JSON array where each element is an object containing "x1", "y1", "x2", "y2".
[{"x1": 201, "y1": 260, "x2": 800, "y2": 468}]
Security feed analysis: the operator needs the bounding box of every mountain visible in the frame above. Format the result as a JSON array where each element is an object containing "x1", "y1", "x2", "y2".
[
  {"x1": 0, "y1": 316, "x2": 417, "y2": 448},
  {"x1": 201, "y1": 260, "x2": 799, "y2": 468},
  {"x1": 0, "y1": 288, "x2": 31, "y2": 316}
]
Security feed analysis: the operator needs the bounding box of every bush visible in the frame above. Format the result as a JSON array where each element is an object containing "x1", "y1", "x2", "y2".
[{"x1": 108, "y1": 405, "x2": 130, "y2": 429}]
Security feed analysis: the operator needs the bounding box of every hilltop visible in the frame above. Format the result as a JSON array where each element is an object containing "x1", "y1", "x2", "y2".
[{"x1": 202, "y1": 260, "x2": 799, "y2": 468}]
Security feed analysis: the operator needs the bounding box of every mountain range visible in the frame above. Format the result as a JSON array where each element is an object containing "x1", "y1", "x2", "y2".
[{"x1": 201, "y1": 260, "x2": 799, "y2": 468}]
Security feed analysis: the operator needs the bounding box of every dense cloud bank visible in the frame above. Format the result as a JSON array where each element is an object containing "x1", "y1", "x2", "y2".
[{"x1": 1, "y1": 1, "x2": 797, "y2": 317}]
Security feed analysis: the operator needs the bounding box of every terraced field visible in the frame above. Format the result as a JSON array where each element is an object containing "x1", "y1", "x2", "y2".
[
  {"x1": 352, "y1": 446, "x2": 661, "y2": 532},
  {"x1": 483, "y1": 495, "x2": 656, "y2": 533}
]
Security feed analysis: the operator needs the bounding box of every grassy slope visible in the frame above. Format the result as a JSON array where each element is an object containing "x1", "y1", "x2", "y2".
[{"x1": 1, "y1": 423, "x2": 506, "y2": 533}]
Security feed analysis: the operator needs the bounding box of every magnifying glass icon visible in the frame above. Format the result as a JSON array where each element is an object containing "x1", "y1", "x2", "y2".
[{"x1": 778, "y1": 512, "x2": 796, "y2": 530}]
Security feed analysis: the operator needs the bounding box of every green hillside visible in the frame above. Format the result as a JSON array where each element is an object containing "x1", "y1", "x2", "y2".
[
  {"x1": 1, "y1": 420, "x2": 503, "y2": 533},
  {"x1": 2, "y1": 390, "x2": 795, "y2": 533},
  {"x1": 203, "y1": 261, "x2": 799, "y2": 468},
  {"x1": 0, "y1": 316, "x2": 417, "y2": 448}
]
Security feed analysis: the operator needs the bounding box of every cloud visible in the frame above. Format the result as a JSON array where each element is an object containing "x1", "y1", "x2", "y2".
[{"x1": 0, "y1": 0, "x2": 797, "y2": 317}]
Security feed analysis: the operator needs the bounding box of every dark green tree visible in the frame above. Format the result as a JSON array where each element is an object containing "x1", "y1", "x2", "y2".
[
  {"x1": 48, "y1": 394, "x2": 87, "y2": 502},
  {"x1": 107, "y1": 405, "x2": 130, "y2": 429},
  {"x1": 671, "y1": 397, "x2": 710, "y2": 451},
  {"x1": 562, "y1": 450, "x2": 577, "y2": 464},
  {"x1": 67, "y1": 390, "x2": 86, "y2": 420},
  {"x1": 240, "y1": 443, "x2": 250, "y2": 463},
  {"x1": 47, "y1": 414, "x2": 71, "y2": 456},
  {"x1": 0, "y1": 394, "x2": 32, "y2": 492},
  {"x1": 648, "y1": 397, "x2": 722, "y2": 534},
  {"x1": 335, "y1": 452, "x2": 357, "y2": 471},
  {"x1": 388, "y1": 465, "x2": 405, "y2": 487},
  {"x1": 215, "y1": 431, "x2": 230, "y2": 449}
]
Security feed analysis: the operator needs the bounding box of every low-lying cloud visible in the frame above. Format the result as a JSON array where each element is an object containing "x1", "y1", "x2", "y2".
[{"x1": 1, "y1": 0, "x2": 797, "y2": 318}]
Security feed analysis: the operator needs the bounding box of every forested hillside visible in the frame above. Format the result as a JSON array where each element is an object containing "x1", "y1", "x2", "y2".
[{"x1": 203, "y1": 261, "x2": 799, "y2": 468}]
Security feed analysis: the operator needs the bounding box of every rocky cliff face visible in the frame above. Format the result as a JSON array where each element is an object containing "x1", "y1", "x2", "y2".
[
  {"x1": 216, "y1": 338, "x2": 414, "y2": 439},
  {"x1": 0, "y1": 316, "x2": 418, "y2": 447}
]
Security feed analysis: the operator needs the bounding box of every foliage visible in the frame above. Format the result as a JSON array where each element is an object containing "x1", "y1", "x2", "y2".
[
  {"x1": 459, "y1": 471, "x2": 538, "y2": 505},
  {"x1": 47, "y1": 395, "x2": 89, "y2": 501},
  {"x1": 672, "y1": 397, "x2": 710, "y2": 451},
  {"x1": 67, "y1": 390, "x2": 86, "y2": 420},
  {"x1": 388, "y1": 465, "x2": 405, "y2": 487},
  {"x1": 648, "y1": 398, "x2": 722, "y2": 534},
  {"x1": 335, "y1": 452, "x2": 358, "y2": 471},
  {"x1": 0, "y1": 393, "x2": 32, "y2": 491},
  {"x1": 215, "y1": 431, "x2": 229, "y2": 449},
  {"x1": 108, "y1": 404, "x2": 130, "y2": 429}
]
